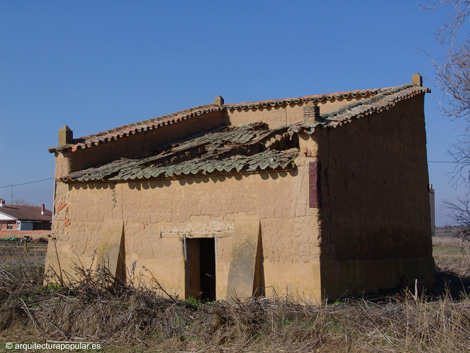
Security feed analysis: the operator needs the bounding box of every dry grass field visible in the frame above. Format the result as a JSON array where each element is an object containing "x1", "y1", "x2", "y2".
[
  {"x1": 0, "y1": 235, "x2": 468, "y2": 353},
  {"x1": 432, "y1": 236, "x2": 469, "y2": 276}
]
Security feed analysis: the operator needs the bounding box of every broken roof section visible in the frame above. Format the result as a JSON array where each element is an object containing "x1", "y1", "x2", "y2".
[
  {"x1": 53, "y1": 79, "x2": 430, "y2": 183},
  {"x1": 49, "y1": 85, "x2": 418, "y2": 154},
  {"x1": 62, "y1": 122, "x2": 299, "y2": 182},
  {"x1": 289, "y1": 84, "x2": 430, "y2": 135}
]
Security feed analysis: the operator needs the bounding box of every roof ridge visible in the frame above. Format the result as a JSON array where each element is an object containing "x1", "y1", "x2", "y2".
[
  {"x1": 81, "y1": 103, "x2": 218, "y2": 140},
  {"x1": 288, "y1": 84, "x2": 430, "y2": 135},
  {"x1": 49, "y1": 103, "x2": 223, "y2": 153},
  {"x1": 49, "y1": 83, "x2": 423, "y2": 154},
  {"x1": 224, "y1": 87, "x2": 383, "y2": 111},
  {"x1": 321, "y1": 84, "x2": 414, "y2": 120}
]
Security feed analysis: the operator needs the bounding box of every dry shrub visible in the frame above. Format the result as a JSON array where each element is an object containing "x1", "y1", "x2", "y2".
[
  {"x1": 0, "y1": 260, "x2": 470, "y2": 352},
  {"x1": 0, "y1": 260, "x2": 44, "y2": 331}
]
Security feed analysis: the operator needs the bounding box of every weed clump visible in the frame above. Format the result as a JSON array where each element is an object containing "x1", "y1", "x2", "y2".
[{"x1": 0, "y1": 257, "x2": 469, "y2": 352}]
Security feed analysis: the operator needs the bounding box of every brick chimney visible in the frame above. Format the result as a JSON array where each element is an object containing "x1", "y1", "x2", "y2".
[
  {"x1": 41, "y1": 204, "x2": 45, "y2": 215},
  {"x1": 412, "y1": 73, "x2": 423, "y2": 87},
  {"x1": 0, "y1": 199, "x2": 4, "y2": 208},
  {"x1": 304, "y1": 102, "x2": 321, "y2": 122},
  {"x1": 214, "y1": 96, "x2": 224, "y2": 106},
  {"x1": 58, "y1": 125, "x2": 73, "y2": 146}
]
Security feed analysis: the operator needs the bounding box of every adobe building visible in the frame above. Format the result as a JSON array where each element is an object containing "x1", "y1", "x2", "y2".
[{"x1": 45, "y1": 74, "x2": 434, "y2": 303}]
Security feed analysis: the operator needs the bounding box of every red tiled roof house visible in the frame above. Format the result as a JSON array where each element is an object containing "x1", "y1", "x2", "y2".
[
  {"x1": 45, "y1": 74, "x2": 434, "y2": 302},
  {"x1": 0, "y1": 200, "x2": 52, "y2": 231}
]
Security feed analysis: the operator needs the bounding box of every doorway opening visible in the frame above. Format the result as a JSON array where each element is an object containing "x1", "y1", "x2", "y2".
[{"x1": 186, "y1": 238, "x2": 216, "y2": 301}]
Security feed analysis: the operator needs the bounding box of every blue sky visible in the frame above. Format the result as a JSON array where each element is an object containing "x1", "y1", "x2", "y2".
[{"x1": 0, "y1": 0, "x2": 467, "y2": 225}]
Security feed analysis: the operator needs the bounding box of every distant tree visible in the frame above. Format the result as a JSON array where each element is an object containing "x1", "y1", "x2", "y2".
[
  {"x1": 12, "y1": 199, "x2": 33, "y2": 206},
  {"x1": 443, "y1": 196, "x2": 470, "y2": 249},
  {"x1": 425, "y1": 0, "x2": 470, "y2": 246},
  {"x1": 425, "y1": 0, "x2": 470, "y2": 122},
  {"x1": 425, "y1": 0, "x2": 470, "y2": 182}
]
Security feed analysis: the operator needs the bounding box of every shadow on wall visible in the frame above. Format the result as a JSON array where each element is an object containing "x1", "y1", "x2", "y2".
[
  {"x1": 254, "y1": 231, "x2": 265, "y2": 297},
  {"x1": 68, "y1": 169, "x2": 298, "y2": 191}
]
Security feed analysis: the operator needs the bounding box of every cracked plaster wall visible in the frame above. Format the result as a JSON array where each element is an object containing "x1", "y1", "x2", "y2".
[
  {"x1": 313, "y1": 95, "x2": 435, "y2": 298},
  {"x1": 46, "y1": 93, "x2": 434, "y2": 303},
  {"x1": 47, "y1": 158, "x2": 323, "y2": 301}
]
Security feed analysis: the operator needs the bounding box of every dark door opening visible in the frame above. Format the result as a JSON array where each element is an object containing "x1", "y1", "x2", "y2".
[{"x1": 186, "y1": 238, "x2": 216, "y2": 301}]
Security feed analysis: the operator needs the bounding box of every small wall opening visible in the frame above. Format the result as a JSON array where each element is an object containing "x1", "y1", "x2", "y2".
[{"x1": 186, "y1": 238, "x2": 216, "y2": 301}]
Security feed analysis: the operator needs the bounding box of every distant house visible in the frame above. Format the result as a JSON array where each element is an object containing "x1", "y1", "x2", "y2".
[
  {"x1": 46, "y1": 74, "x2": 434, "y2": 303},
  {"x1": 0, "y1": 200, "x2": 52, "y2": 230}
]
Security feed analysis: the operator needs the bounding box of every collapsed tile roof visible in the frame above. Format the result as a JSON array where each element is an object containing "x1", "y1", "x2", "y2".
[
  {"x1": 55, "y1": 82, "x2": 430, "y2": 183},
  {"x1": 48, "y1": 85, "x2": 397, "y2": 154},
  {"x1": 288, "y1": 84, "x2": 430, "y2": 135},
  {"x1": 62, "y1": 122, "x2": 299, "y2": 182}
]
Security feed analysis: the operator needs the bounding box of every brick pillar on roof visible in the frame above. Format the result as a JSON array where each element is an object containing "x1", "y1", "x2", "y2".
[
  {"x1": 214, "y1": 96, "x2": 224, "y2": 106},
  {"x1": 412, "y1": 73, "x2": 423, "y2": 87},
  {"x1": 304, "y1": 102, "x2": 321, "y2": 122},
  {"x1": 58, "y1": 125, "x2": 73, "y2": 146}
]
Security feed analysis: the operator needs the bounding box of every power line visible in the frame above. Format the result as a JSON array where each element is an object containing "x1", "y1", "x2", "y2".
[
  {"x1": 0, "y1": 177, "x2": 54, "y2": 189},
  {"x1": 428, "y1": 161, "x2": 460, "y2": 164},
  {"x1": 0, "y1": 161, "x2": 461, "y2": 188}
]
